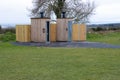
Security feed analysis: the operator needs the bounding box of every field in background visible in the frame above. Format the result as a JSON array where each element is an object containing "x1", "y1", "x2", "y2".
[
  {"x1": 87, "y1": 31, "x2": 120, "y2": 45},
  {"x1": 0, "y1": 42, "x2": 120, "y2": 80}
]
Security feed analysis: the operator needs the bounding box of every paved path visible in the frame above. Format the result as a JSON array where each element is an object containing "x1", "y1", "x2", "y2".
[{"x1": 13, "y1": 42, "x2": 120, "y2": 48}]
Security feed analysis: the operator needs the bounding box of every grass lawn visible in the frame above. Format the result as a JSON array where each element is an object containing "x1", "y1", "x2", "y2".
[
  {"x1": 0, "y1": 42, "x2": 120, "y2": 80},
  {"x1": 87, "y1": 32, "x2": 120, "y2": 45}
]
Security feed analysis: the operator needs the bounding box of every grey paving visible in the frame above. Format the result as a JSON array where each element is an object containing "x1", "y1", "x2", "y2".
[{"x1": 12, "y1": 42, "x2": 120, "y2": 48}]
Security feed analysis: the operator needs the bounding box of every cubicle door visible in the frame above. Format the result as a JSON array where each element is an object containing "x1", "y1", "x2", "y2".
[
  {"x1": 46, "y1": 21, "x2": 50, "y2": 42},
  {"x1": 57, "y1": 19, "x2": 68, "y2": 41},
  {"x1": 68, "y1": 21, "x2": 72, "y2": 41}
]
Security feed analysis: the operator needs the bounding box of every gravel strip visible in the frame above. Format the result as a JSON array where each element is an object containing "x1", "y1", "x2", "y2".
[{"x1": 12, "y1": 42, "x2": 120, "y2": 48}]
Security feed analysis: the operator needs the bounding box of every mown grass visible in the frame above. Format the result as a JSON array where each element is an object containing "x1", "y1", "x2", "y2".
[
  {"x1": 0, "y1": 42, "x2": 120, "y2": 80},
  {"x1": 87, "y1": 32, "x2": 120, "y2": 45}
]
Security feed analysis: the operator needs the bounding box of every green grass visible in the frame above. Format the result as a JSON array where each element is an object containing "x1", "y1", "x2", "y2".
[
  {"x1": 87, "y1": 32, "x2": 120, "y2": 45},
  {"x1": 0, "y1": 42, "x2": 120, "y2": 80}
]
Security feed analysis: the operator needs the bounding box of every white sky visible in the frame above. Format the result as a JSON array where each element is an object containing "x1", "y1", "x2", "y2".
[{"x1": 0, "y1": 0, "x2": 120, "y2": 24}]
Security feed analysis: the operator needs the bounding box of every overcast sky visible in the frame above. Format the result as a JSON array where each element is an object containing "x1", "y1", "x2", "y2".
[{"x1": 0, "y1": 0, "x2": 120, "y2": 24}]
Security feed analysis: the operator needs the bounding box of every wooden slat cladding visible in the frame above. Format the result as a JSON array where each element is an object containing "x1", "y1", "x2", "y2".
[
  {"x1": 72, "y1": 24, "x2": 86, "y2": 41},
  {"x1": 57, "y1": 19, "x2": 72, "y2": 41},
  {"x1": 79, "y1": 24, "x2": 86, "y2": 41},
  {"x1": 31, "y1": 19, "x2": 35, "y2": 41},
  {"x1": 72, "y1": 24, "x2": 79, "y2": 41},
  {"x1": 16, "y1": 25, "x2": 31, "y2": 42},
  {"x1": 41, "y1": 19, "x2": 47, "y2": 42},
  {"x1": 31, "y1": 18, "x2": 50, "y2": 42},
  {"x1": 57, "y1": 19, "x2": 63, "y2": 41},
  {"x1": 50, "y1": 24, "x2": 57, "y2": 42}
]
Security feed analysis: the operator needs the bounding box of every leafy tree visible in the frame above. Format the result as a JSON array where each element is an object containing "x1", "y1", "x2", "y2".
[{"x1": 30, "y1": 0, "x2": 95, "y2": 23}]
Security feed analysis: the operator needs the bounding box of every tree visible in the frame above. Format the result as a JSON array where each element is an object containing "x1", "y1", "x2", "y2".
[
  {"x1": 0, "y1": 25, "x2": 1, "y2": 31},
  {"x1": 30, "y1": 0, "x2": 95, "y2": 23}
]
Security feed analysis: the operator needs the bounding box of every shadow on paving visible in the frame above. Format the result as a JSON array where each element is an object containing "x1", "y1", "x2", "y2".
[{"x1": 12, "y1": 42, "x2": 120, "y2": 48}]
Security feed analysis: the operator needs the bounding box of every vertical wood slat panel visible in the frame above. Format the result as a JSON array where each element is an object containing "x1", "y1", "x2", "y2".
[
  {"x1": 64, "y1": 19, "x2": 69, "y2": 41},
  {"x1": 24, "y1": 25, "x2": 26, "y2": 42},
  {"x1": 80, "y1": 24, "x2": 86, "y2": 41},
  {"x1": 34, "y1": 19, "x2": 36, "y2": 42},
  {"x1": 19, "y1": 25, "x2": 22, "y2": 42},
  {"x1": 22, "y1": 26, "x2": 25, "y2": 42},
  {"x1": 60, "y1": 19, "x2": 64, "y2": 41},
  {"x1": 72, "y1": 24, "x2": 86, "y2": 41},
  {"x1": 36, "y1": 19, "x2": 39, "y2": 42},
  {"x1": 41, "y1": 19, "x2": 46, "y2": 42},
  {"x1": 50, "y1": 24, "x2": 57, "y2": 42},
  {"x1": 37, "y1": 19, "x2": 41, "y2": 42},
  {"x1": 57, "y1": 19, "x2": 66, "y2": 41},
  {"x1": 34, "y1": 19, "x2": 37, "y2": 42},
  {"x1": 31, "y1": 18, "x2": 50, "y2": 42},
  {"x1": 57, "y1": 19, "x2": 72, "y2": 41},
  {"x1": 16, "y1": 25, "x2": 31, "y2": 42},
  {"x1": 56, "y1": 19, "x2": 61, "y2": 41},
  {"x1": 24, "y1": 25, "x2": 31, "y2": 42},
  {"x1": 72, "y1": 24, "x2": 79, "y2": 41},
  {"x1": 16, "y1": 25, "x2": 19, "y2": 41},
  {"x1": 63, "y1": 19, "x2": 66, "y2": 41},
  {"x1": 31, "y1": 19, "x2": 34, "y2": 41}
]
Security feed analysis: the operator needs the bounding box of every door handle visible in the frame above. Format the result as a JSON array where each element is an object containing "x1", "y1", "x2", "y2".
[
  {"x1": 66, "y1": 28, "x2": 68, "y2": 31},
  {"x1": 43, "y1": 28, "x2": 45, "y2": 33}
]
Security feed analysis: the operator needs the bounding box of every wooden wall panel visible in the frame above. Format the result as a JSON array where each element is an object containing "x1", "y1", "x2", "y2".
[
  {"x1": 50, "y1": 24, "x2": 57, "y2": 42},
  {"x1": 40, "y1": 19, "x2": 46, "y2": 42},
  {"x1": 57, "y1": 19, "x2": 62, "y2": 41},
  {"x1": 72, "y1": 24, "x2": 79, "y2": 41},
  {"x1": 80, "y1": 24, "x2": 86, "y2": 41},
  {"x1": 37, "y1": 19, "x2": 41, "y2": 42},
  {"x1": 72, "y1": 24, "x2": 86, "y2": 41},
  {"x1": 31, "y1": 18, "x2": 73, "y2": 42},
  {"x1": 34, "y1": 19, "x2": 38, "y2": 42},
  {"x1": 31, "y1": 18, "x2": 50, "y2": 42},
  {"x1": 57, "y1": 19, "x2": 72, "y2": 41},
  {"x1": 24, "y1": 25, "x2": 31, "y2": 42},
  {"x1": 63, "y1": 19, "x2": 67, "y2": 41},
  {"x1": 16, "y1": 25, "x2": 19, "y2": 41},
  {"x1": 21, "y1": 26, "x2": 24, "y2": 42},
  {"x1": 16, "y1": 25, "x2": 31, "y2": 42},
  {"x1": 31, "y1": 19, "x2": 35, "y2": 41}
]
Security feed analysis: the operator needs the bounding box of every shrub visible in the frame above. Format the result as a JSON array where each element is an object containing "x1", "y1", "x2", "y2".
[
  {"x1": 0, "y1": 27, "x2": 15, "y2": 34},
  {"x1": 0, "y1": 25, "x2": 1, "y2": 34},
  {"x1": 87, "y1": 33, "x2": 103, "y2": 40},
  {"x1": 1, "y1": 32, "x2": 16, "y2": 42}
]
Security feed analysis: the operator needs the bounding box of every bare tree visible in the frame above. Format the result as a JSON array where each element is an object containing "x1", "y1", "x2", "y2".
[{"x1": 30, "y1": 0, "x2": 95, "y2": 23}]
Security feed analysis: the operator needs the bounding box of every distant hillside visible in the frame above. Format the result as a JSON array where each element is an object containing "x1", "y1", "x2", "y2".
[
  {"x1": 0, "y1": 24, "x2": 15, "y2": 28},
  {"x1": 87, "y1": 23, "x2": 120, "y2": 28}
]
